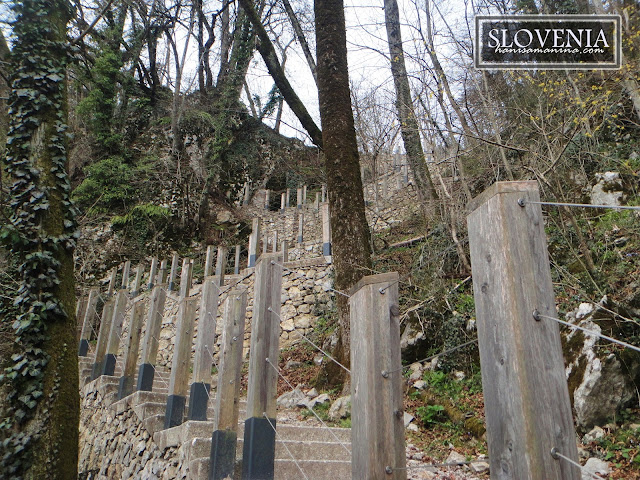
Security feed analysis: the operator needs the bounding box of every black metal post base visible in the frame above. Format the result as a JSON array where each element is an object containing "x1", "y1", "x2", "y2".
[
  {"x1": 78, "y1": 339, "x2": 89, "y2": 357},
  {"x1": 209, "y1": 429, "x2": 238, "y2": 480},
  {"x1": 136, "y1": 363, "x2": 155, "y2": 391},
  {"x1": 118, "y1": 375, "x2": 134, "y2": 399},
  {"x1": 241, "y1": 417, "x2": 276, "y2": 480},
  {"x1": 101, "y1": 353, "x2": 116, "y2": 376},
  {"x1": 164, "y1": 394, "x2": 186, "y2": 429},
  {"x1": 187, "y1": 382, "x2": 210, "y2": 421}
]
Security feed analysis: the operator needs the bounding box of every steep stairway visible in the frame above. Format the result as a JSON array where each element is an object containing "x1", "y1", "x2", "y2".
[{"x1": 80, "y1": 355, "x2": 352, "y2": 480}]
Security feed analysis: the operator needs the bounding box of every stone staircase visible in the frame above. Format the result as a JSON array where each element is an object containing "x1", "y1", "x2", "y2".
[{"x1": 79, "y1": 355, "x2": 352, "y2": 479}]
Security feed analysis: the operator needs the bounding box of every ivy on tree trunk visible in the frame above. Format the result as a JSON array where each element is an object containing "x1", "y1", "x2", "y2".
[{"x1": 0, "y1": 1, "x2": 79, "y2": 478}]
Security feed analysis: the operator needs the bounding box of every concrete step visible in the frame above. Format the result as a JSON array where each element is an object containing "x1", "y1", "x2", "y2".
[
  {"x1": 186, "y1": 436, "x2": 351, "y2": 462},
  {"x1": 189, "y1": 457, "x2": 351, "y2": 480}
]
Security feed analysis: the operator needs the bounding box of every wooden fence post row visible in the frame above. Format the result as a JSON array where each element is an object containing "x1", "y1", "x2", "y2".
[
  {"x1": 241, "y1": 253, "x2": 283, "y2": 480},
  {"x1": 78, "y1": 288, "x2": 99, "y2": 356},
  {"x1": 467, "y1": 181, "x2": 580, "y2": 480},
  {"x1": 210, "y1": 288, "x2": 248, "y2": 480},
  {"x1": 350, "y1": 273, "x2": 406, "y2": 480}
]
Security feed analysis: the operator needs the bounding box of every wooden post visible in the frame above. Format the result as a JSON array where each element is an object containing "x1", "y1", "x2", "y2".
[
  {"x1": 91, "y1": 297, "x2": 115, "y2": 379},
  {"x1": 204, "y1": 245, "x2": 215, "y2": 278},
  {"x1": 148, "y1": 257, "x2": 159, "y2": 290},
  {"x1": 210, "y1": 288, "x2": 248, "y2": 480},
  {"x1": 137, "y1": 282, "x2": 168, "y2": 391},
  {"x1": 215, "y1": 246, "x2": 228, "y2": 281},
  {"x1": 321, "y1": 184, "x2": 326, "y2": 202},
  {"x1": 121, "y1": 260, "x2": 131, "y2": 290},
  {"x1": 189, "y1": 247, "x2": 226, "y2": 420},
  {"x1": 281, "y1": 241, "x2": 288, "y2": 263},
  {"x1": 164, "y1": 298, "x2": 198, "y2": 428},
  {"x1": 101, "y1": 289, "x2": 128, "y2": 376},
  {"x1": 280, "y1": 192, "x2": 286, "y2": 213},
  {"x1": 349, "y1": 273, "x2": 406, "y2": 480},
  {"x1": 297, "y1": 212, "x2": 304, "y2": 245},
  {"x1": 285, "y1": 188, "x2": 290, "y2": 207},
  {"x1": 303, "y1": 185, "x2": 307, "y2": 205},
  {"x1": 297, "y1": 187, "x2": 302, "y2": 209},
  {"x1": 234, "y1": 245, "x2": 241, "y2": 274},
  {"x1": 78, "y1": 288, "x2": 99, "y2": 356},
  {"x1": 241, "y1": 254, "x2": 283, "y2": 480},
  {"x1": 132, "y1": 264, "x2": 144, "y2": 297},
  {"x1": 118, "y1": 299, "x2": 146, "y2": 399},
  {"x1": 179, "y1": 258, "x2": 193, "y2": 298},
  {"x1": 467, "y1": 181, "x2": 580, "y2": 480},
  {"x1": 247, "y1": 217, "x2": 261, "y2": 268},
  {"x1": 321, "y1": 202, "x2": 332, "y2": 261},
  {"x1": 272, "y1": 231, "x2": 278, "y2": 253},
  {"x1": 315, "y1": 192, "x2": 320, "y2": 210},
  {"x1": 262, "y1": 234, "x2": 268, "y2": 253},
  {"x1": 264, "y1": 189, "x2": 270, "y2": 210},
  {"x1": 242, "y1": 181, "x2": 250, "y2": 205},
  {"x1": 107, "y1": 268, "x2": 117, "y2": 297},
  {"x1": 159, "y1": 259, "x2": 168, "y2": 284},
  {"x1": 76, "y1": 295, "x2": 88, "y2": 341},
  {"x1": 168, "y1": 253, "x2": 179, "y2": 291}
]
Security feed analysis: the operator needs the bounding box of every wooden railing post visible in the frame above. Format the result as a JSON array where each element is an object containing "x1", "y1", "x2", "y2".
[
  {"x1": 467, "y1": 181, "x2": 580, "y2": 480},
  {"x1": 189, "y1": 247, "x2": 226, "y2": 420},
  {"x1": 131, "y1": 264, "x2": 144, "y2": 297},
  {"x1": 101, "y1": 287, "x2": 128, "y2": 376},
  {"x1": 280, "y1": 193, "x2": 286, "y2": 213},
  {"x1": 285, "y1": 188, "x2": 290, "y2": 208},
  {"x1": 168, "y1": 253, "x2": 180, "y2": 291},
  {"x1": 148, "y1": 257, "x2": 159, "y2": 291},
  {"x1": 247, "y1": 217, "x2": 261, "y2": 268},
  {"x1": 121, "y1": 260, "x2": 131, "y2": 291},
  {"x1": 91, "y1": 298, "x2": 115, "y2": 379},
  {"x1": 321, "y1": 184, "x2": 326, "y2": 202},
  {"x1": 159, "y1": 259, "x2": 168, "y2": 284},
  {"x1": 303, "y1": 185, "x2": 307, "y2": 204},
  {"x1": 215, "y1": 246, "x2": 227, "y2": 280},
  {"x1": 106, "y1": 268, "x2": 117, "y2": 297},
  {"x1": 137, "y1": 280, "x2": 167, "y2": 391},
  {"x1": 265, "y1": 189, "x2": 270, "y2": 210},
  {"x1": 297, "y1": 187, "x2": 302, "y2": 209},
  {"x1": 321, "y1": 202, "x2": 332, "y2": 261},
  {"x1": 164, "y1": 259, "x2": 195, "y2": 428},
  {"x1": 234, "y1": 245, "x2": 241, "y2": 274},
  {"x1": 78, "y1": 288, "x2": 99, "y2": 356},
  {"x1": 241, "y1": 253, "x2": 283, "y2": 480},
  {"x1": 349, "y1": 273, "x2": 406, "y2": 480},
  {"x1": 315, "y1": 192, "x2": 320, "y2": 210},
  {"x1": 118, "y1": 298, "x2": 146, "y2": 399},
  {"x1": 209, "y1": 288, "x2": 248, "y2": 480},
  {"x1": 272, "y1": 231, "x2": 278, "y2": 253},
  {"x1": 281, "y1": 241, "x2": 288, "y2": 263},
  {"x1": 297, "y1": 212, "x2": 304, "y2": 245}
]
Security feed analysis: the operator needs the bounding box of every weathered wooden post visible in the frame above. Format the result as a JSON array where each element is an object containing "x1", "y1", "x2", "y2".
[
  {"x1": 297, "y1": 212, "x2": 304, "y2": 245},
  {"x1": 241, "y1": 253, "x2": 283, "y2": 480},
  {"x1": 242, "y1": 181, "x2": 250, "y2": 206},
  {"x1": 297, "y1": 187, "x2": 302, "y2": 209},
  {"x1": 262, "y1": 234, "x2": 268, "y2": 254},
  {"x1": 148, "y1": 257, "x2": 159, "y2": 290},
  {"x1": 137, "y1": 278, "x2": 168, "y2": 391},
  {"x1": 91, "y1": 296, "x2": 115, "y2": 379},
  {"x1": 168, "y1": 253, "x2": 179, "y2": 291},
  {"x1": 106, "y1": 268, "x2": 117, "y2": 297},
  {"x1": 321, "y1": 202, "x2": 332, "y2": 261},
  {"x1": 101, "y1": 286, "x2": 128, "y2": 376},
  {"x1": 234, "y1": 245, "x2": 241, "y2": 274},
  {"x1": 467, "y1": 181, "x2": 580, "y2": 480},
  {"x1": 165, "y1": 259, "x2": 195, "y2": 428},
  {"x1": 215, "y1": 245, "x2": 227, "y2": 279},
  {"x1": 315, "y1": 192, "x2": 320, "y2": 210},
  {"x1": 281, "y1": 241, "x2": 288, "y2": 263},
  {"x1": 272, "y1": 231, "x2": 278, "y2": 253},
  {"x1": 121, "y1": 260, "x2": 131, "y2": 290},
  {"x1": 76, "y1": 295, "x2": 88, "y2": 341},
  {"x1": 321, "y1": 184, "x2": 326, "y2": 202},
  {"x1": 159, "y1": 259, "x2": 168, "y2": 284},
  {"x1": 78, "y1": 288, "x2": 99, "y2": 356},
  {"x1": 247, "y1": 217, "x2": 261, "y2": 268},
  {"x1": 303, "y1": 185, "x2": 307, "y2": 205},
  {"x1": 350, "y1": 273, "x2": 406, "y2": 480},
  {"x1": 280, "y1": 192, "x2": 286, "y2": 214},
  {"x1": 189, "y1": 247, "x2": 226, "y2": 420},
  {"x1": 264, "y1": 189, "x2": 270, "y2": 210},
  {"x1": 285, "y1": 188, "x2": 290, "y2": 208},
  {"x1": 118, "y1": 298, "x2": 146, "y2": 398},
  {"x1": 131, "y1": 264, "x2": 144, "y2": 297},
  {"x1": 209, "y1": 288, "x2": 248, "y2": 480}
]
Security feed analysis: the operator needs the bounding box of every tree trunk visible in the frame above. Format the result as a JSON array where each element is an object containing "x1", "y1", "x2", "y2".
[
  {"x1": 1, "y1": 1, "x2": 78, "y2": 478},
  {"x1": 0, "y1": 29, "x2": 9, "y2": 171},
  {"x1": 383, "y1": 0, "x2": 439, "y2": 208},
  {"x1": 315, "y1": 0, "x2": 373, "y2": 387}
]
